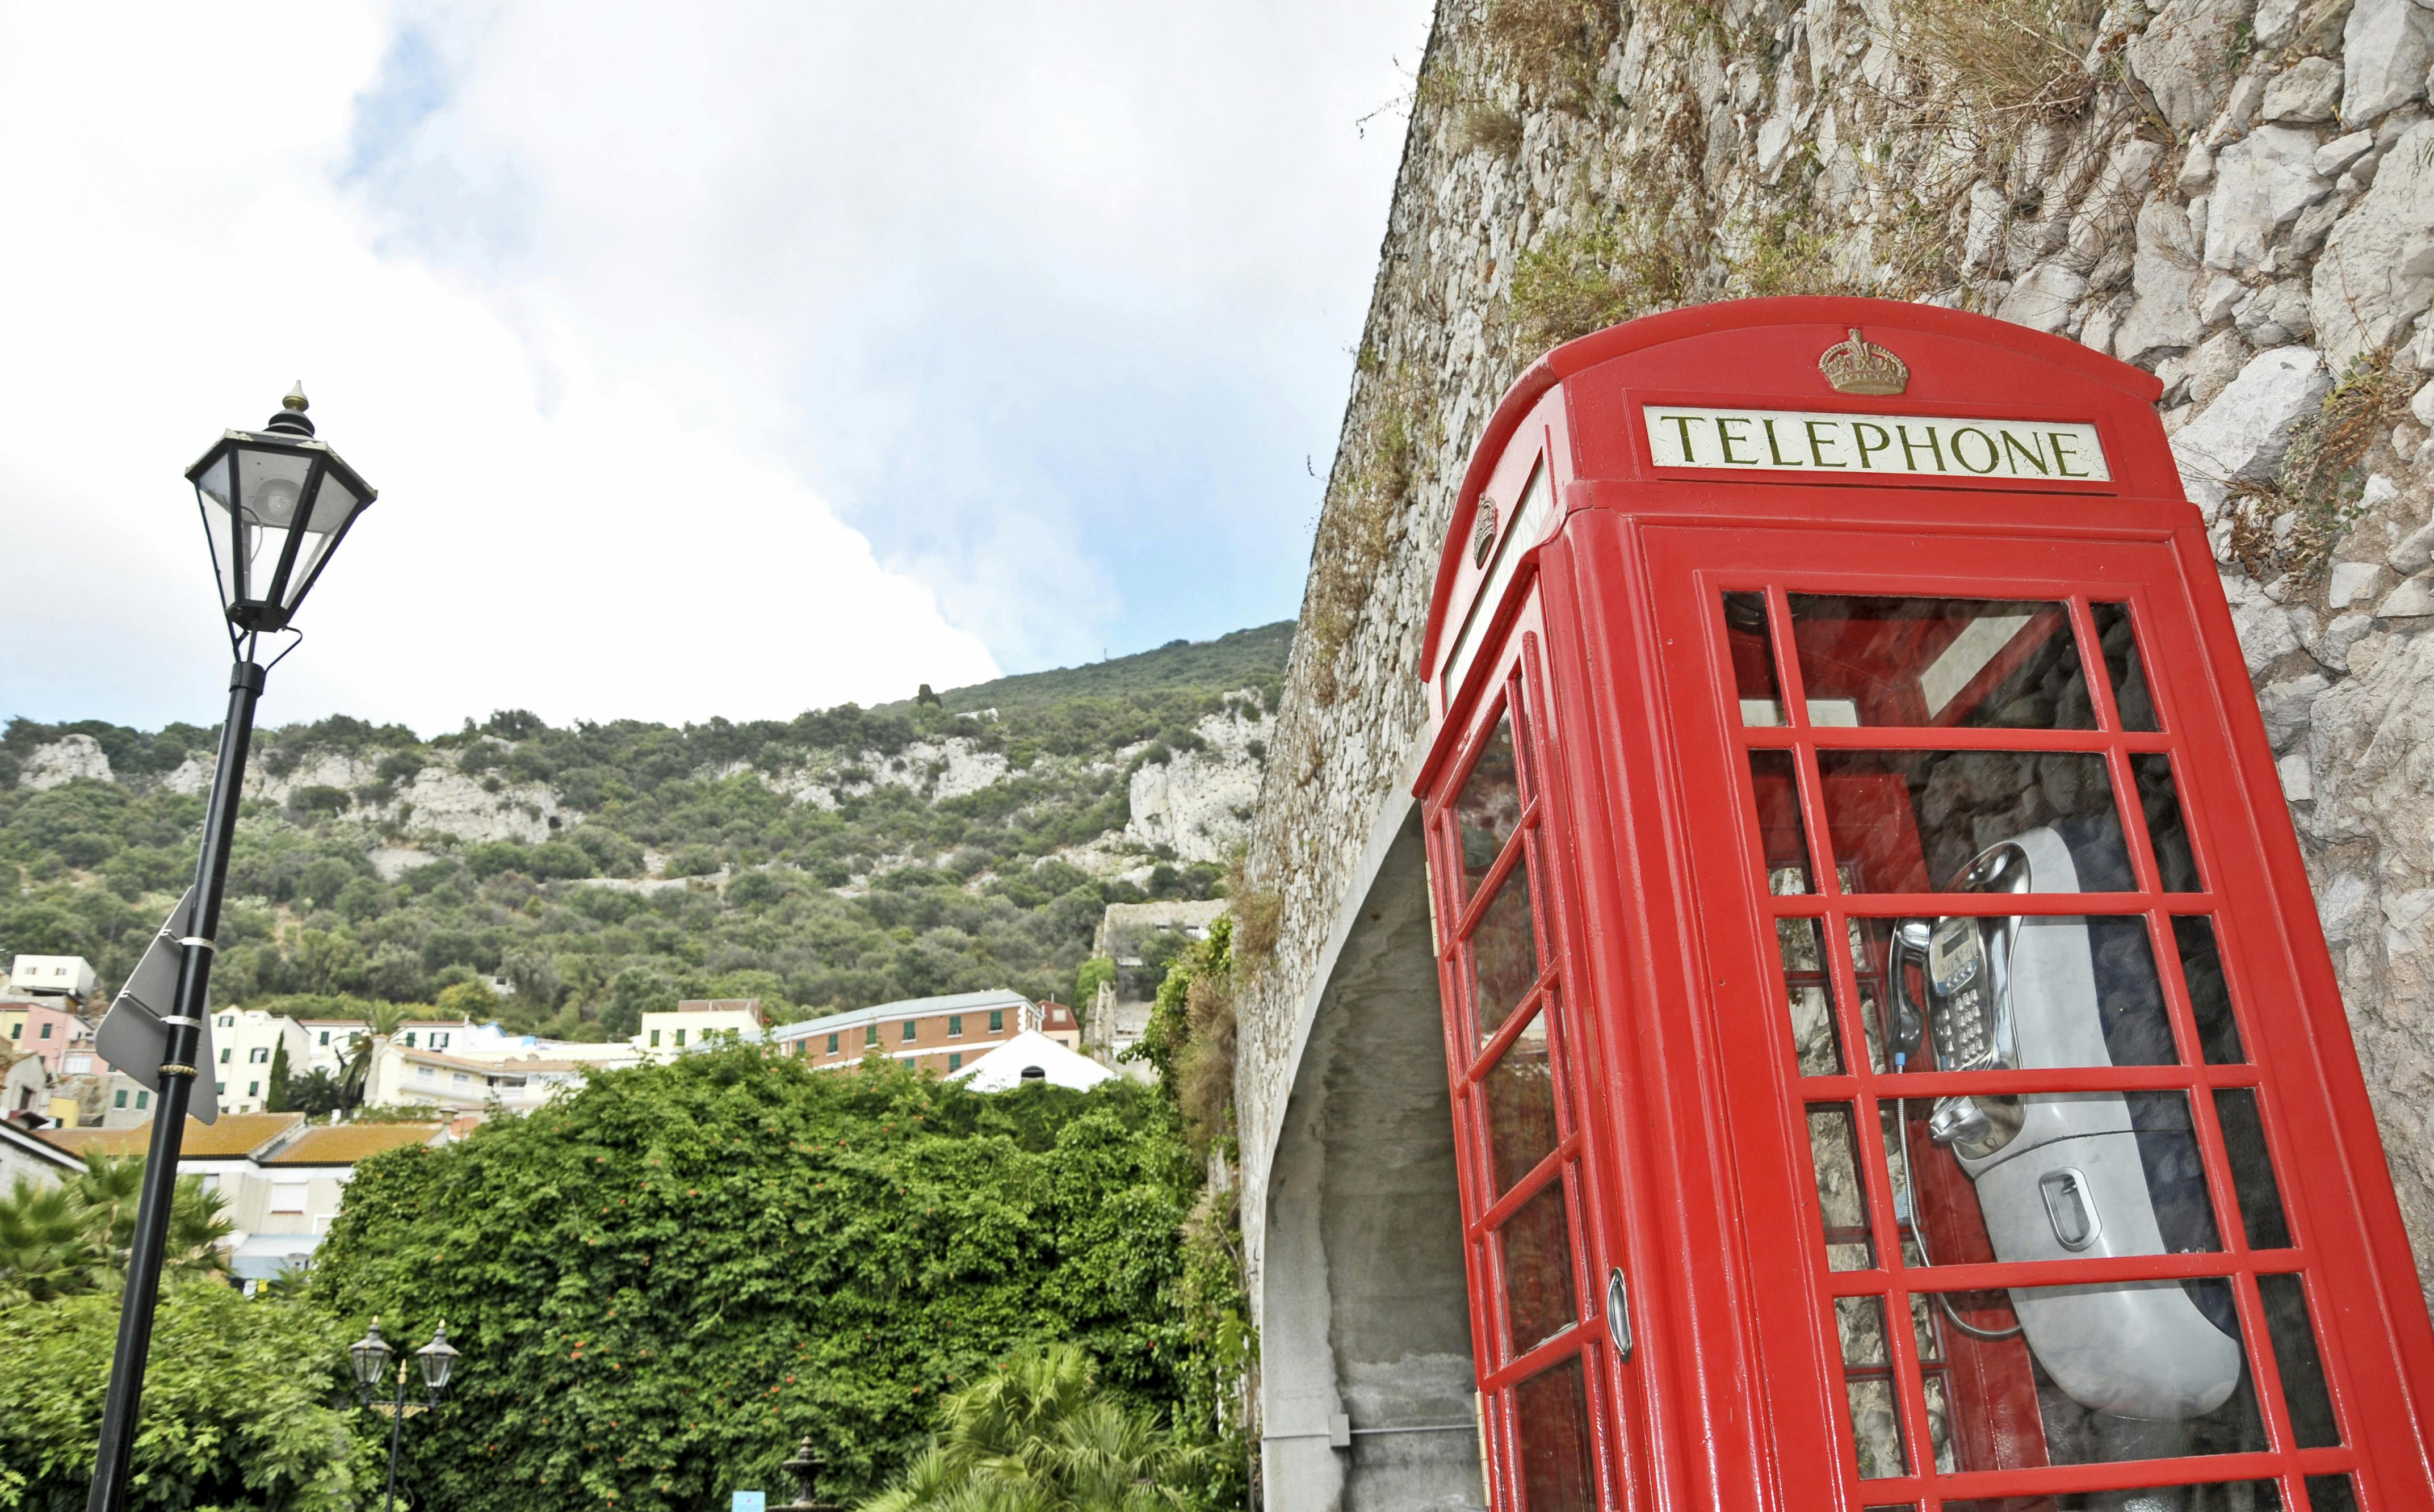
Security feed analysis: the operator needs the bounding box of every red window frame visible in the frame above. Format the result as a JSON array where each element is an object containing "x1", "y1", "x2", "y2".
[
  {"x1": 1643, "y1": 518, "x2": 2420, "y2": 1511},
  {"x1": 1424, "y1": 603, "x2": 1624, "y2": 1512}
]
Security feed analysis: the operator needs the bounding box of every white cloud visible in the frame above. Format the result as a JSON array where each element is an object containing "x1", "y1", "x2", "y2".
[{"x1": 0, "y1": 0, "x2": 1426, "y2": 733}]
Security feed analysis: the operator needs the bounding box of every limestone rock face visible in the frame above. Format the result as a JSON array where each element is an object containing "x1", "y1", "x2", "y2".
[
  {"x1": 2126, "y1": 0, "x2": 2259, "y2": 133},
  {"x1": 2305, "y1": 628, "x2": 2434, "y2": 1294},
  {"x1": 2343, "y1": 0, "x2": 2434, "y2": 124},
  {"x1": 2171, "y1": 346, "x2": 2332, "y2": 508},
  {"x1": 2115, "y1": 199, "x2": 2205, "y2": 364},
  {"x1": 2204, "y1": 125, "x2": 2332, "y2": 274},
  {"x1": 16, "y1": 736, "x2": 112, "y2": 791},
  {"x1": 2263, "y1": 56, "x2": 2344, "y2": 120},
  {"x1": 2312, "y1": 120, "x2": 2434, "y2": 367}
]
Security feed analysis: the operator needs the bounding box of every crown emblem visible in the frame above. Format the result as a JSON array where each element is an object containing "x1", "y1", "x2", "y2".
[
  {"x1": 1471, "y1": 498, "x2": 1499, "y2": 568},
  {"x1": 1818, "y1": 327, "x2": 1909, "y2": 395}
]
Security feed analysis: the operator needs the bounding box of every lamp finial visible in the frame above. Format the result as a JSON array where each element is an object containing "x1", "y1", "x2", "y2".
[{"x1": 283, "y1": 383, "x2": 309, "y2": 412}]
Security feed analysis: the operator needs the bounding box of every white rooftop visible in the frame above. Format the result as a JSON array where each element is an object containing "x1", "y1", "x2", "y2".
[
  {"x1": 947, "y1": 1030, "x2": 1115, "y2": 1093},
  {"x1": 773, "y1": 988, "x2": 1032, "y2": 1041}
]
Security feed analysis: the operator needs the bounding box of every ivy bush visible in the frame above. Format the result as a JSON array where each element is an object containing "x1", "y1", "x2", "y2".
[{"x1": 309, "y1": 1049, "x2": 1240, "y2": 1511}]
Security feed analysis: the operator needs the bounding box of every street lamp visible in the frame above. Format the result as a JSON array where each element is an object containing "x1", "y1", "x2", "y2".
[
  {"x1": 350, "y1": 1317, "x2": 458, "y2": 1512},
  {"x1": 83, "y1": 387, "x2": 377, "y2": 1512}
]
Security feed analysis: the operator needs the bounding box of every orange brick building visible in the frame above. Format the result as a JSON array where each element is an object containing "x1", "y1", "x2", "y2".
[{"x1": 771, "y1": 988, "x2": 1040, "y2": 1077}]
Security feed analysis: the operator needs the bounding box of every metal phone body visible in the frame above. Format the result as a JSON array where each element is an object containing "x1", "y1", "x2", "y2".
[{"x1": 1890, "y1": 826, "x2": 2240, "y2": 1419}]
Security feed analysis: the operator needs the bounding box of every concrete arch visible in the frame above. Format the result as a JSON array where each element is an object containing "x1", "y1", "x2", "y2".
[{"x1": 1252, "y1": 803, "x2": 1482, "y2": 1511}]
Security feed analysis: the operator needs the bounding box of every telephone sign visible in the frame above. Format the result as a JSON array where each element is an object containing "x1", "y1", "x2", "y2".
[{"x1": 1412, "y1": 298, "x2": 2434, "y2": 1512}]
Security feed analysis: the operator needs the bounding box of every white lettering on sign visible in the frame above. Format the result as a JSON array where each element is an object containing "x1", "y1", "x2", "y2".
[{"x1": 1643, "y1": 406, "x2": 2110, "y2": 482}]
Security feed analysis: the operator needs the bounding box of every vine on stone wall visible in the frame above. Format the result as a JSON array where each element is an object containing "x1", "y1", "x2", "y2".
[
  {"x1": 2227, "y1": 348, "x2": 2416, "y2": 583},
  {"x1": 1304, "y1": 364, "x2": 1434, "y2": 708}
]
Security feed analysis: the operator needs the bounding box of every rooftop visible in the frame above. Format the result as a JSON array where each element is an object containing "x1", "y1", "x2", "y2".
[
  {"x1": 263, "y1": 1123, "x2": 444, "y2": 1165},
  {"x1": 44, "y1": 1111, "x2": 305, "y2": 1161},
  {"x1": 773, "y1": 988, "x2": 1032, "y2": 1041},
  {"x1": 949, "y1": 1031, "x2": 1115, "y2": 1093}
]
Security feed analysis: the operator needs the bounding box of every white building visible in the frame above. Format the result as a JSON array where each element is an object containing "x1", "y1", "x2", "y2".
[
  {"x1": 203, "y1": 1010, "x2": 311, "y2": 1115},
  {"x1": 9, "y1": 954, "x2": 97, "y2": 1002},
  {"x1": 0, "y1": 1116, "x2": 81, "y2": 1187},
  {"x1": 634, "y1": 999, "x2": 765, "y2": 1061},
  {"x1": 44, "y1": 1112, "x2": 446, "y2": 1281}
]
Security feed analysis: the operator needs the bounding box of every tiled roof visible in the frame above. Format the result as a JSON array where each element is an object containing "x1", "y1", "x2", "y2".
[
  {"x1": 42, "y1": 1111, "x2": 304, "y2": 1160},
  {"x1": 262, "y1": 1123, "x2": 444, "y2": 1165}
]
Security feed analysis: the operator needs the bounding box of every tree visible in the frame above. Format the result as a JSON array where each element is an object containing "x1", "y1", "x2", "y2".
[
  {"x1": 434, "y1": 978, "x2": 501, "y2": 1019},
  {"x1": 338, "y1": 1001, "x2": 406, "y2": 1114},
  {"x1": 309, "y1": 1049, "x2": 1227, "y2": 1512},
  {"x1": 287, "y1": 1067, "x2": 345, "y2": 1118},
  {"x1": 0, "y1": 1279, "x2": 379, "y2": 1509},
  {"x1": 859, "y1": 1345, "x2": 1207, "y2": 1512},
  {"x1": 267, "y1": 1036, "x2": 293, "y2": 1112},
  {"x1": 0, "y1": 1155, "x2": 232, "y2": 1299}
]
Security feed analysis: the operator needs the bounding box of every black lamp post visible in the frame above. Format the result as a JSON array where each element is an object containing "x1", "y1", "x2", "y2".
[
  {"x1": 83, "y1": 386, "x2": 376, "y2": 1512},
  {"x1": 350, "y1": 1317, "x2": 458, "y2": 1512}
]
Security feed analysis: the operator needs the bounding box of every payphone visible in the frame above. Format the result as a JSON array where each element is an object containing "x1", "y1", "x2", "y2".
[{"x1": 1412, "y1": 301, "x2": 2434, "y2": 1512}]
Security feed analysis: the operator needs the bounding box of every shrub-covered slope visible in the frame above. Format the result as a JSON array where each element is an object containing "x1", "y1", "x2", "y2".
[{"x1": 0, "y1": 625, "x2": 1286, "y2": 1035}]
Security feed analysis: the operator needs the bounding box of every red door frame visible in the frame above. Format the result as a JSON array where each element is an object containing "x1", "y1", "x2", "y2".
[{"x1": 1411, "y1": 299, "x2": 2434, "y2": 1512}]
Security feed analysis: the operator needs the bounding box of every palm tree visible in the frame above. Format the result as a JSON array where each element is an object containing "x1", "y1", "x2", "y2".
[
  {"x1": 338, "y1": 1001, "x2": 408, "y2": 1114},
  {"x1": 70, "y1": 1154, "x2": 233, "y2": 1275},
  {"x1": 0, "y1": 1177, "x2": 102, "y2": 1300},
  {"x1": 0, "y1": 1157, "x2": 234, "y2": 1298},
  {"x1": 858, "y1": 1345, "x2": 1206, "y2": 1512}
]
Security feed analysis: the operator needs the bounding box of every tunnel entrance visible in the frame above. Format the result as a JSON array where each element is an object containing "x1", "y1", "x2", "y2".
[{"x1": 1258, "y1": 809, "x2": 1480, "y2": 1512}]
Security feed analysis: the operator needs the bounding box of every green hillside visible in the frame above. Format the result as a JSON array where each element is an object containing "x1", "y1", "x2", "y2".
[
  {"x1": 0, "y1": 625, "x2": 1288, "y2": 1040},
  {"x1": 884, "y1": 621, "x2": 1293, "y2": 715}
]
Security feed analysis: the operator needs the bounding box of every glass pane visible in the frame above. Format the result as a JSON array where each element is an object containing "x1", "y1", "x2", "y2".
[
  {"x1": 1919, "y1": 1276, "x2": 2261, "y2": 1463},
  {"x1": 1838, "y1": 1296, "x2": 1910, "y2": 1477},
  {"x1": 1747, "y1": 750, "x2": 1813, "y2": 893},
  {"x1": 1862, "y1": 914, "x2": 2176, "y2": 1074},
  {"x1": 1723, "y1": 591, "x2": 1786, "y2": 725},
  {"x1": 1471, "y1": 858, "x2": 1539, "y2": 1044},
  {"x1": 2172, "y1": 917, "x2": 2246, "y2": 1063},
  {"x1": 1457, "y1": 717, "x2": 1522, "y2": 899},
  {"x1": 2131, "y1": 754, "x2": 2204, "y2": 892},
  {"x1": 2090, "y1": 601, "x2": 2160, "y2": 732},
  {"x1": 1512, "y1": 1355, "x2": 1597, "y2": 1511},
  {"x1": 1484, "y1": 1000, "x2": 1559, "y2": 1195},
  {"x1": 1777, "y1": 918, "x2": 1845, "y2": 1075},
  {"x1": 1787, "y1": 595, "x2": 2094, "y2": 728},
  {"x1": 2213, "y1": 1088, "x2": 2292, "y2": 1250},
  {"x1": 1882, "y1": 1089, "x2": 2220, "y2": 1264},
  {"x1": 2306, "y1": 1477, "x2": 2359, "y2": 1512},
  {"x1": 1949, "y1": 1484, "x2": 2287, "y2": 1512},
  {"x1": 1816, "y1": 750, "x2": 2131, "y2": 893},
  {"x1": 1806, "y1": 1103, "x2": 1875, "y2": 1270},
  {"x1": 1501, "y1": 1174, "x2": 1579, "y2": 1355},
  {"x1": 2256, "y1": 1273, "x2": 2339, "y2": 1447}
]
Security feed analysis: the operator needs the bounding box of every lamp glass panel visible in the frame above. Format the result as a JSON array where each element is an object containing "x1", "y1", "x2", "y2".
[
  {"x1": 417, "y1": 1341, "x2": 455, "y2": 1390},
  {"x1": 191, "y1": 453, "x2": 240, "y2": 607},
  {"x1": 231, "y1": 448, "x2": 315, "y2": 611},
  {"x1": 278, "y1": 466, "x2": 362, "y2": 611},
  {"x1": 350, "y1": 1337, "x2": 391, "y2": 1388}
]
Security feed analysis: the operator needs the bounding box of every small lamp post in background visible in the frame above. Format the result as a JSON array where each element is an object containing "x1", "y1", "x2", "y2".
[
  {"x1": 83, "y1": 387, "x2": 377, "y2": 1512},
  {"x1": 350, "y1": 1317, "x2": 459, "y2": 1512}
]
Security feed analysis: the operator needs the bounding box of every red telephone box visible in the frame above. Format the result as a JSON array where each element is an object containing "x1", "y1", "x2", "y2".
[{"x1": 1413, "y1": 298, "x2": 2434, "y2": 1512}]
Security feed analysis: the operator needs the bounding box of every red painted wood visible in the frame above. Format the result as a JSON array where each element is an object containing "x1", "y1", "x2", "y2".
[{"x1": 1411, "y1": 299, "x2": 2434, "y2": 1512}]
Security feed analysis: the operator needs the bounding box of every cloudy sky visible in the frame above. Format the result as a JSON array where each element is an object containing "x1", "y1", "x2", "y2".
[{"x1": 0, "y1": 2, "x2": 1428, "y2": 736}]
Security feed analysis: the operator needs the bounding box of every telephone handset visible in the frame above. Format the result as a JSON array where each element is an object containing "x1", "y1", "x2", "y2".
[{"x1": 1888, "y1": 825, "x2": 2241, "y2": 1421}]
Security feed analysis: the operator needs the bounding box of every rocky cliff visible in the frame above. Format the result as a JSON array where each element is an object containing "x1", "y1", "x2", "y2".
[{"x1": 1239, "y1": 0, "x2": 2434, "y2": 1295}]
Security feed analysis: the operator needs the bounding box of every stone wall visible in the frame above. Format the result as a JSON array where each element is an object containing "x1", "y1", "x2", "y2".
[{"x1": 1236, "y1": 0, "x2": 2434, "y2": 1381}]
